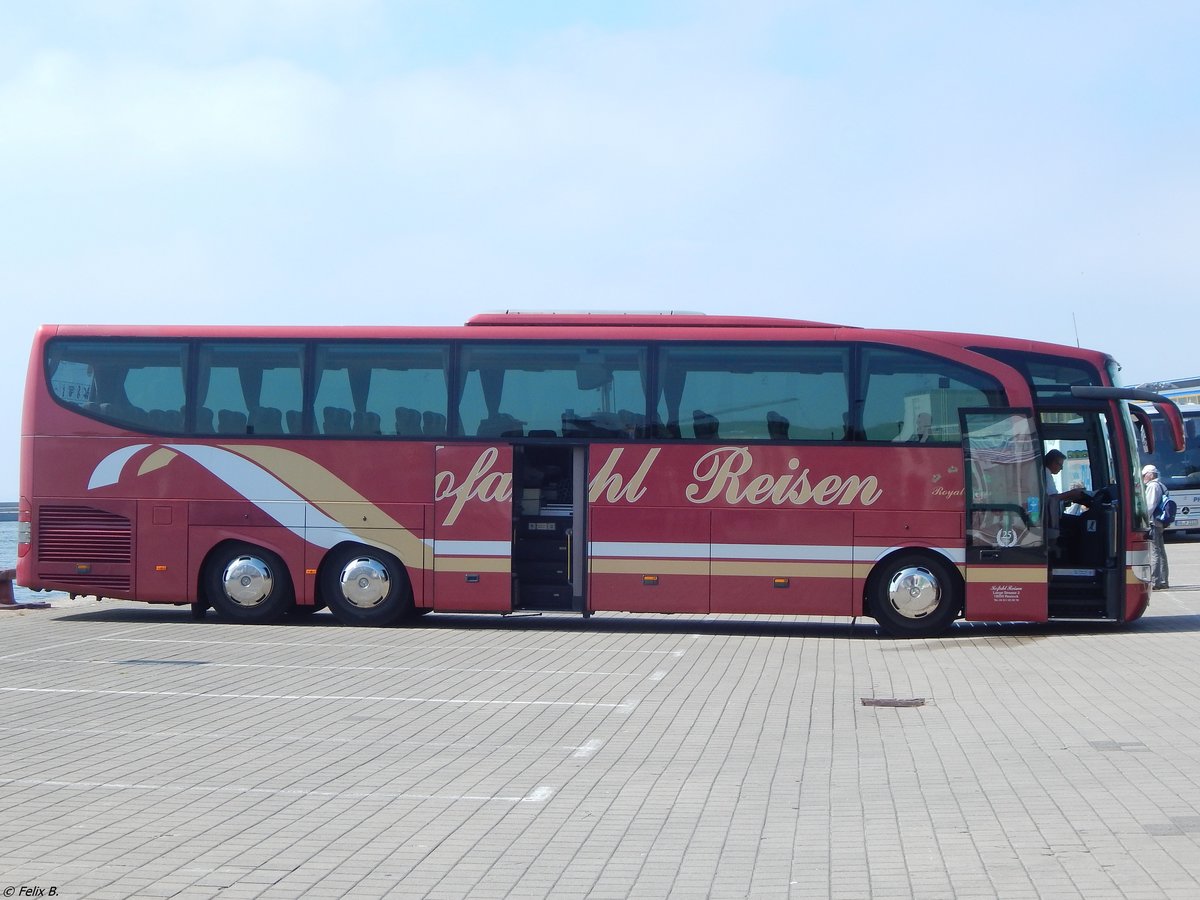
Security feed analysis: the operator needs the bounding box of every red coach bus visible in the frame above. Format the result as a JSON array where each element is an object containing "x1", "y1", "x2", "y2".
[{"x1": 17, "y1": 313, "x2": 1184, "y2": 637}]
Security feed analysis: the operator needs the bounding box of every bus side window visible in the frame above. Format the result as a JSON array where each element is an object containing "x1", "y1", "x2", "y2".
[{"x1": 859, "y1": 345, "x2": 1003, "y2": 442}]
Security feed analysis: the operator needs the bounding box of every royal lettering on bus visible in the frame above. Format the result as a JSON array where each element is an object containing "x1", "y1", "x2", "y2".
[
  {"x1": 931, "y1": 485, "x2": 965, "y2": 498},
  {"x1": 684, "y1": 447, "x2": 883, "y2": 507}
]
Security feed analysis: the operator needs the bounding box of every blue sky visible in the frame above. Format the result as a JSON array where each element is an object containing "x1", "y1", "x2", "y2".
[{"x1": 2, "y1": 1, "x2": 1197, "y2": 495}]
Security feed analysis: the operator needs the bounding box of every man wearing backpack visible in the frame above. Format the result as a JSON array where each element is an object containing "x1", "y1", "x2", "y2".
[{"x1": 1142, "y1": 464, "x2": 1170, "y2": 590}]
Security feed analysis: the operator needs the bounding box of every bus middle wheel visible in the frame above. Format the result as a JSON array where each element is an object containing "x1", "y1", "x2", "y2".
[{"x1": 322, "y1": 546, "x2": 413, "y2": 627}]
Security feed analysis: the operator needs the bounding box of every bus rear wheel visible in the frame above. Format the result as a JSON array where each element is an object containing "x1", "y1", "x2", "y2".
[
  {"x1": 321, "y1": 545, "x2": 413, "y2": 627},
  {"x1": 204, "y1": 543, "x2": 294, "y2": 624},
  {"x1": 870, "y1": 551, "x2": 961, "y2": 638}
]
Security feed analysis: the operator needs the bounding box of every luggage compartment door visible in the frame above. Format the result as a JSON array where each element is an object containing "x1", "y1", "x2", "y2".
[{"x1": 433, "y1": 444, "x2": 513, "y2": 612}]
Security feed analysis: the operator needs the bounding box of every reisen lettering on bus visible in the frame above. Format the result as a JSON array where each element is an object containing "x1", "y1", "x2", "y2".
[
  {"x1": 434, "y1": 445, "x2": 884, "y2": 527},
  {"x1": 683, "y1": 447, "x2": 883, "y2": 507}
]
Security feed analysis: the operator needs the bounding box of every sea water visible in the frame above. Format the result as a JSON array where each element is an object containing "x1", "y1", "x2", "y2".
[{"x1": 0, "y1": 521, "x2": 66, "y2": 604}]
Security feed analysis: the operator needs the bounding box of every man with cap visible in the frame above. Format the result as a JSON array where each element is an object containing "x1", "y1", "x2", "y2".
[{"x1": 1142, "y1": 463, "x2": 1169, "y2": 589}]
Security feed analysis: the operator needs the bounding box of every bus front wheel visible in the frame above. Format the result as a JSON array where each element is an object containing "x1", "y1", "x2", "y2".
[
  {"x1": 321, "y1": 545, "x2": 413, "y2": 627},
  {"x1": 870, "y1": 551, "x2": 961, "y2": 638},
  {"x1": 204, "y1": 543, "x2": 294, "y2": 624}
]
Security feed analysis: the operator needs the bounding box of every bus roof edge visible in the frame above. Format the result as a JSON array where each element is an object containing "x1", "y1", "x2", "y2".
[{"x1": 465, "y1": 311, "x2": 843, "y2": 328}]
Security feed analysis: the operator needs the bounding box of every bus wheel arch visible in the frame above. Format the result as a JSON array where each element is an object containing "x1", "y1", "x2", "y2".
[
  {"x1": 201, "y1": 540, "x2": 296, "y2": 624},
  {"x1": 318, "y1": 542, "x2": 413, "y2": 627},
  {"x1": 866, "y1": 549, "x2": 962, "y2": 638}
]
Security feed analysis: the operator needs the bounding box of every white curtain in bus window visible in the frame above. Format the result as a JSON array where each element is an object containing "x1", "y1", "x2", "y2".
[{"x1": 964, "y1": 411, "x2": 1044, "y2": 549}]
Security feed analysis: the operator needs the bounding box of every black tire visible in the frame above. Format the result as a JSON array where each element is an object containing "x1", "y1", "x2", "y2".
[
  {"x1": 870, "y1": 551, "x2": 961, "y2": 638},
  {"x1": 320, "y1": 544, "x2": 413, "y2": 627},
  {"x1": 203, "y1": 542, "x2": 295, "y2": 624}
]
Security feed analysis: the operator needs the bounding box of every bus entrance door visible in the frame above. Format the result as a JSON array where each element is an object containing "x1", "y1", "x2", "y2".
[
  {"x1": 433, "y1": 444, "x2": 514, "y2": 612},
  {"x1": 511, "y1": 444, "x2": 586, "y2": 613},
  {"x1": 961, "y1": 410, "x2": 1049, "y2": 622},
  {"x1": 1040, "y1": 412, "x2": 1123, "y2": 621}
]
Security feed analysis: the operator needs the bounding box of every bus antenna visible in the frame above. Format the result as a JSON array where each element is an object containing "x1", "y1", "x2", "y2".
[{"x1": 1072, "y1": 312, "x2": 1080, "y2": 347}]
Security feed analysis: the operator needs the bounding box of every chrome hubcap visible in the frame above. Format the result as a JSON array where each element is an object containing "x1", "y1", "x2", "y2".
[
  {"x1": 222, "y1": 555, "x2": 273, "y2": 608},
  {"x1": 339, "y1": 557, "x2": 390, "y2": 609},
  {"x1": 886, "y1": 566, "x2": 941, "y2": 619}
]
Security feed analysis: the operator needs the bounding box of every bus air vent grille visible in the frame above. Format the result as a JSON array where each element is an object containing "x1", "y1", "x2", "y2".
[
  {"x1": 48, "y1": 574, "x2": 132, "y2": 591},
  {"x1": 37, "y1": 506, "x2": 134, "y2": 564}
]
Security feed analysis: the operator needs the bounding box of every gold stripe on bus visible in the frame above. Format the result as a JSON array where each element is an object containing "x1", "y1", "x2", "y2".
[
  {"x1": 711, "y1": 561, "x2": 855, "y2": 578},
  {"x1": 965, "y1": 567, "x2": 1045, "y2": 583},
  {"x1": 590, "y1": 559, "x2": 710, "y2": 576},
  {"x1": 434, "y1": 558, "x2": 512, "y2": 574},
  {"x1": 1125, "y1": 568, "x2": 1148, "y2": 585},
  {"x1": 225, "y1": 444, "x2": 429, "y2": 569},
  {"x1": 593, "y1": 559, "x2": 962, "y2": 581}
]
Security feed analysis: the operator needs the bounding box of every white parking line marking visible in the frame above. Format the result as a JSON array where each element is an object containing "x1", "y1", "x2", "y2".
[
  {"x1": 572, "y1": 739, "x2": 603, "y2": 759},
  {"x1": 0, "y1": 627, "x2": 148, "y2": 660},
  {"x1": 6, "y1": 657, "x2": 650, "y2": 679},
  {"x1": 0, "y1": 776, "x2": 554, "y2": 804},
  {"x1": 88, "y1": 637, "x2": 682, "y2": 655},
  {"x1": 0, "y1": 687, "x2": 631, "y2": 708},
  {"x1": 0, "y1": 723, "x2": 612, "y2": 756}
]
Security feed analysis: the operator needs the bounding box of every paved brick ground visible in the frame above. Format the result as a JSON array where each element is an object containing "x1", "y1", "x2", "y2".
[{"x1": 2, "y1": 540, "x2": 1199, "y2": 899}]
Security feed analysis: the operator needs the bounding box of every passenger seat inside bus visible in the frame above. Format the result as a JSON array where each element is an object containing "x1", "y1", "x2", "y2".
[
  {"x1": 353, "y1": 411, "x2": 381, "y2": 435},
  {"x1": 477, "y1": 413, "x2": 524, "y2": 437},
  {"x1": 422, "y1": 411, "x2": 447, "y2": 436},
  {"x1": 395, "y1": 406, "x2": 422, "y2": 435},
  {"x1": 217, "y1": 409, "x2": 248, "y2": 434},
  {"x1": 693, "y1": 409, "x2": 720, "y2": 439},
  {"x1": 322, "y1": 406, "x2": 353, "y2": 434},
  {"x1": 619, "y1": 409, "x2": 646, "y2": 437},
  {"x1": 196, "y1": 407, "x2": 215, "y2": 433},
  {"x1": 767, "y1": 410, "x2": 790, "y2": 440},
  {"x1": 148, "y1": 408, "x2": 183, "y2": 431},
  {"x1": 285, "y1": 409, "x2": 303, "y2": 434},
  {"x1": 99, "y1": 401, "x2": 145, "y2": 425},
  {"x1": 251, "y1": 406, "x2": 284, "y2": 435}
]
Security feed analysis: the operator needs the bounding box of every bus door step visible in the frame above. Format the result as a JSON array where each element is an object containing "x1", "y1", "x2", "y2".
[{"x1": 515, "y1": 583, "x2": 573, "y2": 610}]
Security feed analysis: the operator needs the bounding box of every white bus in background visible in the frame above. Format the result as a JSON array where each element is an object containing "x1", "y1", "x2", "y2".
[
  {"x1": 1138, "y1": 402, "x2": 1200, "y2": 535},
  {"x1": 1138, "y1": 376, "x2": 1200, "y2": 407}
]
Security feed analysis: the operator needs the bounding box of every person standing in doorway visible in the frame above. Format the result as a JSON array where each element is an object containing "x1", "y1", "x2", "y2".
[{"x1": 1142, "y1": 464, "x2": 1169, "y2": 589}]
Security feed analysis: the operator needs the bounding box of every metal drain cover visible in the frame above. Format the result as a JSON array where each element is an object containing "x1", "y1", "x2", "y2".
[{"x1": 861, "y1": 697, "x2": 926, "y2": 707}]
